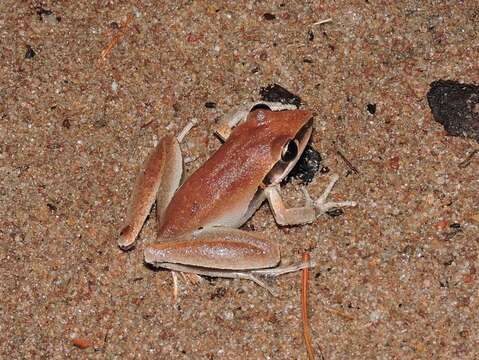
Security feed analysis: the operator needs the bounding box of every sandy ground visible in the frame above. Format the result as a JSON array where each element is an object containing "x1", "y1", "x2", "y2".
[{"x1": 1, "y1": 1, "x2": 478, "y2": 359}]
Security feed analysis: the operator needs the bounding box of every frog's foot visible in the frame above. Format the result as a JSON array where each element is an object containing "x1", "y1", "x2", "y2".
[
  {"x1": 176, "y1": 118, "x2": 198, "y2": 142},
  {"x1": 171, "y1": 271, "x2": 203, "y2": 302},
  {"x1": 157, "y1": 259, "x2": 315, "y2": 296},
  {"x1": 180, "y1": 272, "x2": 202, "y2": 285},
  {"x1": 247, "y1": 258, "x2": 316, "y2": 295},
  {"x1": 249, "y1": 259, "x2": 316, "y2": 279},
  {"x1": 303, "y1": 174, "x2": 357, "y2": 216}
]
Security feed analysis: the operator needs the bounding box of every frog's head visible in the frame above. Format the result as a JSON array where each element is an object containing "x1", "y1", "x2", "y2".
[{"x1": 230, "y1": 105, "x2": 313, "y2": 185}]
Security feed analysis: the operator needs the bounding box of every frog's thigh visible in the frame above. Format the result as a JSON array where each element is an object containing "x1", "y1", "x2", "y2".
[
  {"x1": 118, "y1": 135, "x2": 182, "y2": 249},
  {"x1": 264, "y1": 185, "x2": 316, "y2": 226},
  {"x1": 144, "y1": 228, "x2": 280, "y2": 270}
]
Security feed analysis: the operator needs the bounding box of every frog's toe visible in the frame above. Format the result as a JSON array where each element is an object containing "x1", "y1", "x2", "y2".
[{"x1": 313, "y1": 174, "x2": 357, "y2": 216}]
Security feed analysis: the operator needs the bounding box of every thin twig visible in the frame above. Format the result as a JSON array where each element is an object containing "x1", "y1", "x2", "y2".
[
  {"x1": 171, "y1": 271, "x2": 179, "y2": 303},
  {"x1": 302, "y1": 253, "x2": 322, "y2": 360},
  {"x1": 336, "y1": 150, "x2": 359, "y2": 174},
  {"x1": 140, "y1": 119, "x2": 155, "y2": 129},
  {"x1": 323, "y1": 306, "x2": 355, "y2": 321},
  {"x1": 458, "y1": 149, "x2": 478, "y2": 168},
  {"x1": 312, "y1": 18, "x2": 332, "y2": 26},
  {"x1": 100, "y1": 13, "x2": 134, "y2": 62}
]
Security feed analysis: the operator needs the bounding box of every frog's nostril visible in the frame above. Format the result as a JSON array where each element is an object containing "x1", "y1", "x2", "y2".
[{"x1": 256, "y1": 110, "x2": 266, "y2": 124}]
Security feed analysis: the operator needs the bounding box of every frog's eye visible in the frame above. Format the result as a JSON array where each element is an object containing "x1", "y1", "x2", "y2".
[
  {"x1": 281, "y1": 140, "x2": 298, "y2": 162},
  {"x1": 250, "y1": 103, "x2": 271, "y2": 112}
]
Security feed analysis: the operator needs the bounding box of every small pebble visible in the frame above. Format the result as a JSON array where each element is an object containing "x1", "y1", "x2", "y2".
[
  {"x1": 369, "y1": 310, "x2": 383, "y2": 322},
  {"x1": 133, "y1": 7, "x2": 142, "y2": 18},
  {"x1": 367, "y1": 103, "x2": 377, "y2": 114},
  {"x1": 72, "y1": 338, "x2": 92, "y2": 349},
  {"x1": 25, "y1": 45, "x2": 36, "y2": 59},
  {"x1": 204, "y1": 101, "x2": 216, "y2": 109},
  {"x1": 260, "y1": 83, "x2": 302, "y2": 107},
  {"x1": 222, "y1": 310, "x2": 234, "y2": 321},
  {"x1": 284, "y1": 145, "x2": 322, "y2": 184},
  {"x1": 263, "y1": 13, "x2": 276, "y2": 21}
]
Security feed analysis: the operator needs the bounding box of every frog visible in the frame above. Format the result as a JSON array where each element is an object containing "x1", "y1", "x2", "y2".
[{"x1": 118, "y1": 102, "x2": 356, "y2": 291}]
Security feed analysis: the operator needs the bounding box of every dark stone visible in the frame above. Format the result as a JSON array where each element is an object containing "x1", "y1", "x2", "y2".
[
  {"x1": 62, "y1": 119, "x2": 71, "y2": 129},
  {"x1": 263, "y1": 13, "x2": 276, "y2": 20},
  {"x1": 283, "y1": 145, "x2": 322, "y2": 185},
  {"x1": 259, "y1": 83, "x2": 301, "y2": 108},
  {"x1": 47, "y1": 203, "x2": 57, "y2": 212},
  {"x1": 35, "y1": 6, "x2": 52, "y2": 21},
  {"x1": 25, "y1": 45, "x2": 36, "y2": 59},
  {"x1": 320, "y1": 166, "x2": 330, "y2": 174},
  {"x1": 204, "y1": 101, "x2": 217, "y2": 109},
  {"x1": 427, "y1": 80, "x2": 479, "y2": 142},
  {"x1": 326, "y1": 208, "x2": 344, "y2": 217}
]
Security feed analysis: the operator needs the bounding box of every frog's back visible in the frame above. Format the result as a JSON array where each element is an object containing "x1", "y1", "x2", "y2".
[
  {"x1": 158, "y1": 132, "x2": 274, "y2": 239},
  {"x1": 158, "y1": 108, "x2": 313, "y2": 239}
]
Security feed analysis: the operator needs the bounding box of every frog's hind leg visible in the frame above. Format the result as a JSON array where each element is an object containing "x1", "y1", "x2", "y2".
[
  {"x1": 175, "y1": 119, "x2": 197, "y2": 143},
  {"x1": 156, "y1": 261, "x2": 314, "y2": 296},
  {"x1": 145, "y1": 228, "x2": 280, "y2": 270},
  {"x1": 118, "y1": 120, "x2": 197, "y2": 250},
  {"x1": 144, "y1": 227, "x2": 313, "y2": 294},
  {"x1": 118, "y1": 135, "x2": 183, "y2": 249}
]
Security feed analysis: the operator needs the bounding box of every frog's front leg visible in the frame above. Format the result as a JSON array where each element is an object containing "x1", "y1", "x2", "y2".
[
  {"x1": 264, "y1": 184, "x2": 316, "y2": 225},
  {"x1": 309, "y1": 174, "x2": 357, "y2": 215},
  {"x1": 264, "y1": 175, "x2": 357, "y2": 226}
]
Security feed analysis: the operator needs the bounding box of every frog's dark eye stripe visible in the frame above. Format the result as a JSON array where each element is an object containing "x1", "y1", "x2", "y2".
[
  {"x1": 250, "y1": 103, "x2": 271, "y2": 112},
  {"x1": 281, "y1": 140, "x2": 298, "y2": 162}
]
